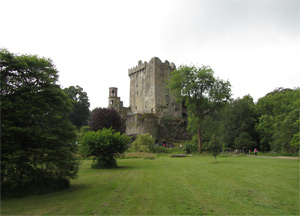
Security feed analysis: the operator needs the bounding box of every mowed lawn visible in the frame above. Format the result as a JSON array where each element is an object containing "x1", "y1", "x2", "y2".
[{"x1": 1, "y1": 155, "x2": 299, "y2": 215}]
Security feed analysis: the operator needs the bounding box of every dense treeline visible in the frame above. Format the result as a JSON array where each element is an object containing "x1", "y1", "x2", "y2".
[
  {"x1": 256, "y1": 88, "x2": 299, "y2": 153},
  {"x1": 187, "y1": 88, "x2": 299, "y2": 154}
]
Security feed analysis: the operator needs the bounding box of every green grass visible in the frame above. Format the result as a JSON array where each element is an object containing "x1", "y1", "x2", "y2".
[{"x1": 1, "y1": 155, "x2": 299, "y2": 215}]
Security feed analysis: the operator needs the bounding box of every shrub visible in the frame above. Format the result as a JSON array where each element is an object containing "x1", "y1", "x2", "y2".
[
  {"x1": 1, "y1": 177, "x2": 70, "y2": 198},
  {"x1": 152, "y1": 146, "x2": 172, "y2": 153},
  {"x1": 185, "y1": 136, "x2": 199, "y2": 153},
  {"x1": 131, "y1": 134, "x2": 155, "y2": 152},
  {"x1": 80, "y1": 128, "x2": 130, "y2": 168}
]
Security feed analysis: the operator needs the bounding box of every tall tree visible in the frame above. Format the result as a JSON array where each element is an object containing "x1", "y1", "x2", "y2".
[
  {"x1": 64, "y1": 85, "x2": 90, "y2": 129},
  {"x1": 0, "y1": 49, "x2": 79, "y2": 197},
  {"x1": 255, "y1": 88, "x2": 300, "y2": 153},
  {"x1": 167, "y1": 65, "x2": 231, "y2": 153},
  {"x1": 221, "y1": 95, "x2": 258, "y2": 151},
  {"x1": 89, "y1": 107, "x2": 125, "y2": 133}
]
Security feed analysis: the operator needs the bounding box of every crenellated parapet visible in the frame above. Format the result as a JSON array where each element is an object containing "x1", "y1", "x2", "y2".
[
  {"x1": 128, "y1": 57, "x2": 176, "y2": 75},
  {"x1": 128, "y1": 60, "x2": 147, "y2": 75}
]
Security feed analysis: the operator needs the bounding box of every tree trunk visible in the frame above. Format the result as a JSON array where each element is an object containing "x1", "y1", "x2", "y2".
[{"x1": 197, "y1": 128, "x2": 202, "y2": 154}]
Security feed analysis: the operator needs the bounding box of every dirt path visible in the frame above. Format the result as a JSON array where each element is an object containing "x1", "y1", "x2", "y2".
[{"x1": 247, "y1": 155, "x2": 299, "y2": 160}]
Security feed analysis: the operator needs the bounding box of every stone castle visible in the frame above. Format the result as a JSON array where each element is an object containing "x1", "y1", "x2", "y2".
[{"x1": 108, "y1": 57, "x2": 188, "y2": 142}]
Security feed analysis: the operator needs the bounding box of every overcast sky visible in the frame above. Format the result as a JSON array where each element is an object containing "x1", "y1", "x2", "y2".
[{"x1": 1, "y1": 0, "x2": 299, "y2": 109}]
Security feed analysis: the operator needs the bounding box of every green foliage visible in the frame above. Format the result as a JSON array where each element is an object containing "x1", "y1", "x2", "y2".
[
  {"x1": 80, "y1": 128, "x2": 130, "y2": 168},
  {"x1": 89, "y1": 107, "x2": 125, "y2": 133},
  {"x1": 80, "y1": 125, "x2": 90, "y2": 135},
  {"x1": 256, "y1": 115, "x2": 273, "y2": 151},
  {"x1": 64, "y1": 85, "x2": 90, "y2": 129},
  {"x1": 131, "y1": 133, "x2": 155, "y2": 152},
  {"x1": 152, "y1": 146, "x2": 173, "y2": 153},
  {"x1": 185, "y1": 136, "x2": 199, "y2": 153},
  {"x1": 167, "y1": 64, "x2": 231, "y2": 153},
  {"x1": 221, "y1": 95, "x2": 258, "y2": 151},
  {"x1": 234, "y1": 132, "x2": 256, "y2": 150},
  {"x1": 256, "y1": 88, "x2": 300, "y2": 153},
  {"x1": 1, "y1": 177, "x2": 70, "y2": 198},
  {"x1": 0, "y1": 49, "x2": 79, "y2": 197},
  {"x1": 290, "y1": 132, "x2": 300, "y2": 152},
  {"x1": 208, "y1": 135, "x2": 223, "y2": 161}
]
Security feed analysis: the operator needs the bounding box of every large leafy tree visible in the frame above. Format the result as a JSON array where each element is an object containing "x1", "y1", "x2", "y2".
[
  {"x1": 168, "y1": 65, "x2": 231, "y2": 153},
  {"x1": 221, "y1": 95, "x2": 258, "y2": 151},
  {"x1": 64, "y1": 85, "x2": 90, "y2": 129},
  {"x1": 0, "y1": 49, "x2": 79, "y2": 196},
  {"x1": 89, "y1": 107, "x2": 125, "y2": 133}
]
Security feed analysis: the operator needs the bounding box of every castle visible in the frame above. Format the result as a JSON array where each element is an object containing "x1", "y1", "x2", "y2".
[{"x1": 108, "y1": 57, "x2": 188, "y2": 142}]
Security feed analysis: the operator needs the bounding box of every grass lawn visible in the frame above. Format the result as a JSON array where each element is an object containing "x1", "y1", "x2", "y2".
[{"x1": 1, "y1": 155, "x2": 299, "y2": 215}]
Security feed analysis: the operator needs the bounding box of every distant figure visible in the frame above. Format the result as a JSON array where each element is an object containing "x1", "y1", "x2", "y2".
[
  {"x1": 254, "y1": 148, "x2": 258, "y2": 156},
  {"x1": 163, "y1": 141, "x2": 166, "y2": 148},
  {"x1": 180, "y1": 144, "x2": 183, "y2": 148}
]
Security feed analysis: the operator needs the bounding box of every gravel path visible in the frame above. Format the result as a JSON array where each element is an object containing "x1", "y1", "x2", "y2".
[{"x1": 247, "y1": 155, "x2": 299, "y2": 160}]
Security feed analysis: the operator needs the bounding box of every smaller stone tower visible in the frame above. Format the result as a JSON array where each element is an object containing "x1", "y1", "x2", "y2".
[
  {"x1": 108, "y1": 87, "x2": 128, "y2": 118},
  {"x1": 108, "y1": 87, "x2": 123, "y2": 110}
]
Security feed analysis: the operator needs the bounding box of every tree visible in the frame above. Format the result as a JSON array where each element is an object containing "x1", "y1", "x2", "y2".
[
  {"x1": 290, "y1": 132, "x2": 300, "y2": 154},
  {"x1": 256, "y1": 115, "x2": 273, "y2": 152},
  {"x1": 89, "y1": 107, "x2": 125, "y2": 133},
  {"x1": 234, "y1": 131, "x2": 256, "y2": 151},
  {"x1": 208, "y1": 135, "x2": 222, "y2": 162},
  {"x1": 221, "y1": 95, "x2": 258, "y2": 151},
  {"x1": 80, "y1": 128, "x2": 130, "y2": 168},
  {"x1": 167, "y1": 64, "x2": 231, "y2": 153},
  {"x1": 64, "y1": 85, "x2": 90, "y2": 129},
  {"x1": 0, "y1": 49, "x2": 79, "y2": 197}
]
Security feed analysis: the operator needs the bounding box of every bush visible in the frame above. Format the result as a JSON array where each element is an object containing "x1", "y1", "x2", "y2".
[
  {"x1": 80, "y1": 128, "x2": 130, "y2": 168},
  {"x1": 185, "y1": 136, "x2": 199, "y2": 153},
  {"x1": 131, "y1": 134, "x2": 155, "y2": 152},
  {"x1": 1, "y1": 177, "x2": 70, "y2": 198},
  {"x1": 152, "y1": 146, "x2": 172, "y2": 153}
]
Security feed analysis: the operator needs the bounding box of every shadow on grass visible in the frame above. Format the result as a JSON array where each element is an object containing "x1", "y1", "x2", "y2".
[
  {"x1": 114, "y1": 165, "x2": 140, "y2": 171},
  {"x1": 67, "y1": 183, "x2": 91, "y2": 192}
]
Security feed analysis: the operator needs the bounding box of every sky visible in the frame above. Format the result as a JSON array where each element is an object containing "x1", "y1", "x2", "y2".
[{"x1": 1, "y1": 0, "x2": 299, "y2": 109}]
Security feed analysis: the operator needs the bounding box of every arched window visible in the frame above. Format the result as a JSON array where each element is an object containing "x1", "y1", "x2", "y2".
[
  {"x1": 111, "y1": 100, "x2": 114, "y2": 105},
  {"x1": 111, "y1": 90, "x2": 115, "y2": 96}
]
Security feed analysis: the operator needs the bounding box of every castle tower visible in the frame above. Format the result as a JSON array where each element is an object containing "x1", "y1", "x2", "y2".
[
  {"x1": 108, "y1": 87, "x2": 119, "y2": 108},
  {"x1": 128, "y1": 57, "x2": 181, "y2": 118},
  {"x1": 108, "y1": 87, "x2": 128, "y2": 118}
]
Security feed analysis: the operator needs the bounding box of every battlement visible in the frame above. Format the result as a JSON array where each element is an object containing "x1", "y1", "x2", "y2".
[
  {"x1": 128, "y1": 57, "x2": 176, "y2": 75},
  {"x1": 128, "y1": 60, "x2": 147, "y2": 75}
]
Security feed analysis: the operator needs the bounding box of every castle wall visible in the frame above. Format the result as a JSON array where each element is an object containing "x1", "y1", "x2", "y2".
[
  {"x1": 126, "y1": 113, "x2": 158, "y2": 139},
  {"x1": 154, "y1": 58, "x2": 182, "y2": 118}
]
